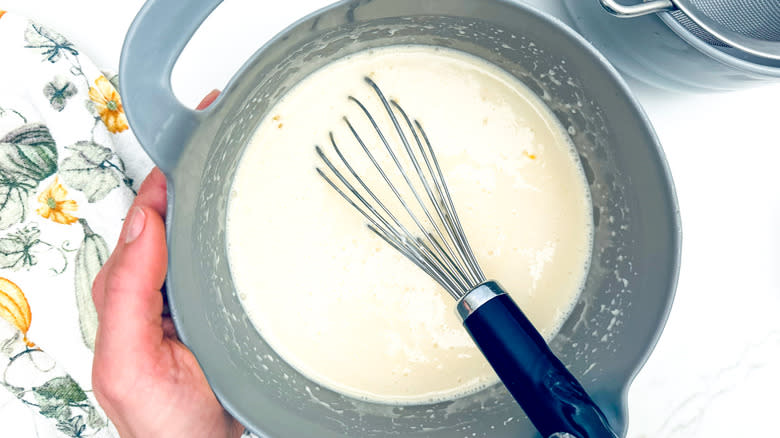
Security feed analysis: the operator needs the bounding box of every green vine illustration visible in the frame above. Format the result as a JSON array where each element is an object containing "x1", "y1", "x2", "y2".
[
  {"x1": 0, "y1": 223, "x2": 70, "y2": 274},
  {"x1": 0, "y1": 106, "x2": 28, "y2": 124},
  {"x1": 24, "y1": 23, "x2": 78, "y2": 62},
  {"x1": 1, "y1": 336, "x2": 106, "y2": 437},
  {"x1": 24, "y1": 22, "x2": 90, "y2": 91}
]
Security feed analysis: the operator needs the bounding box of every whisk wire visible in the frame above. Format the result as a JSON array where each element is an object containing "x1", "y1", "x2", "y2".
[
  {"x1": 366, "y1": 225, "x2": 462, "y2": 298},
  {"x1": 344, "y1": 96, "x2": 472, "y2": 289},
  {"x1": 315, "y1": 145, "x2": 397, "y2": 240},
  {"x1": 315, "y1": 77, "x2": 488, "y2": 299},
  {"x1": 358, "y1": 79, "x2": 480, "y2": 288},
  {"x1": 415, "y1": 120, "x2": 486, "y2": 282},
  {"x1": 315, "y1": 157, "x2": 463, "y2": 298},
  {"x1": 316, "y1": 140, "x2": 469, "y2": 296},
  {"x1": 325, "y1": 131, "x2": 406, "y2": 238},
  {"x1": 388, "y1": 99, "x2": 486, "y2": 286}
]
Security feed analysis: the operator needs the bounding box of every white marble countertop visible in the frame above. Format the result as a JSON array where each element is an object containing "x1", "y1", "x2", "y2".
[{"x1": 4, "y1": 0, "x2": 778, "y2": 436}]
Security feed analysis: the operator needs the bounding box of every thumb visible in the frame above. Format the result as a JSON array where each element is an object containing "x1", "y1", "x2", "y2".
[{"x1": 96, "y1": 205, "x2": 168, "y2": 358}]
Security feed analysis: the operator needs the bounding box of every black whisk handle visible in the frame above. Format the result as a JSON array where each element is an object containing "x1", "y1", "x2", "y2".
[{"x1": 459, "y1": 282, "x2": 619, "y2": 438}]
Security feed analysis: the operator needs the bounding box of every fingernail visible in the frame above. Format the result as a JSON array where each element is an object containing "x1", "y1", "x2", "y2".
[{"x1": 125, "y1": 207, "x2": 146, "y2": 244}]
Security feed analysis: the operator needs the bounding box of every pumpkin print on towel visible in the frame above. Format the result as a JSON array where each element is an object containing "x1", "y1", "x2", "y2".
[
  {"x1": 0, "y1": 278, "x2": 32, "y2": 346},
  {"x1": 0, "y1": 10, "x2": 153, "y2": 437}
]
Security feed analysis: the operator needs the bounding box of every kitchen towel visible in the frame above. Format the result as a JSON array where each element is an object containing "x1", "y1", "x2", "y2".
[
  {"x1": 0, "y1": 9, "x2": 150, "y2": 437},
  {"x1": 0, "y1": 9, "x2": 264, "y2": 437}
]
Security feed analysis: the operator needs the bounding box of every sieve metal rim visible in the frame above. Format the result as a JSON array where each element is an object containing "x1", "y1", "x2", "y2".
[{"x1": 599, "y1": 0, "x2": 780, "y2": 68}]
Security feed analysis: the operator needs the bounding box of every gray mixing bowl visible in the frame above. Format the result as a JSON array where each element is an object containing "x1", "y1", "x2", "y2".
[{"x1": 120, "y1": 0, "x2": 681, "y2": 436}]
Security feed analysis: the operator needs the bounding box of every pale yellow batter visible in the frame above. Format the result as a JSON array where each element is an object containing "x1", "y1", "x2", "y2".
[{"x1": 227, "y1": 46, "x2": 592, "y2": 404}]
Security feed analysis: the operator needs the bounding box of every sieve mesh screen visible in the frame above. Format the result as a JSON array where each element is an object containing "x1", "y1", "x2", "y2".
[{"x1": 671, "y1": 0, "x2": 780, "y2": 49}]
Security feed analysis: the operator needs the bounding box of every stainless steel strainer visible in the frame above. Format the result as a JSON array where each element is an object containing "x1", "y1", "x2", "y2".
[
  {"x1": 563, "y1": 0, "x2": 780, "y2": 90},
  {"x1": 600, "y1": 0, "x2": 780, "y2": 67}
]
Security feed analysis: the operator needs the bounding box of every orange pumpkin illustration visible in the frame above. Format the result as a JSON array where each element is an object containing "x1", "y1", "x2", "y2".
[{"x1": 0, "y1": 278, "x2": 33, "y2": 346}]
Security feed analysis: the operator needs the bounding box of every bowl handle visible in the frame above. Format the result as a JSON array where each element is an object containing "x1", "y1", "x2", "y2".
[
  {"x1": 119, "y1": 0, "x2": 224, "y2": 174},
  {"x1": 599, "y1": 0, "x2": 674, "y2": 18}
]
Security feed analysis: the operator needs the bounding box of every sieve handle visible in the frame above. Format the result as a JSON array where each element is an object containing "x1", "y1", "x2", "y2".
[
  {"x1": 598, "y1": 0, "x2": 675, "y2": 18},
  {"x1": 459, "y1": 282, "x2": 619, "y2": 438},
  {"x1": 119, "y1": 0, "x2": 224, "y2": 175}
]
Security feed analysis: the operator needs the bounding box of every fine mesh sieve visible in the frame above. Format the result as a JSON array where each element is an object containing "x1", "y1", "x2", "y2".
[{"x1": 600, "y1": 0, "x2": 780, "y2": 67}]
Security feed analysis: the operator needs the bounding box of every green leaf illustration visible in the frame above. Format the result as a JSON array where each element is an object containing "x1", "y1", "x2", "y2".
[
  {"x1": 34, "y1": 376, "x2": 88, "y2": 404},
  {"x1": 35, "y1": 394, "x2": 72, "y2": 422},
  {"x1": 60, "y1": 141, "x2": 129, "y2": 202},
  {"x1": 56, "y1": 415, "x2": 86, "y2": 437},
  {"x1": 0, "y1": 123, "x2": 58, "y2": 182},
  {"x1": 0, "y1": 173, "x2": 36, "y2": 231},
  {"x1": 86, "y1": 405, "x2": 106, "y2": 429},
  {"x1": 87, "y1": 406, "x2": 106, "y2": 429},
  {"x1": 24, "y1": 22, "x2": 79, "y2": 63},
  {"x1": 44, "y1": 76, "x2": 77, "y2": 112}
]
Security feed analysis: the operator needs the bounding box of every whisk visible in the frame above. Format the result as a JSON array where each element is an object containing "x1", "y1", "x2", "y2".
[{"x1": 315, "y1": 77, "x2": 619, "y2": 438}]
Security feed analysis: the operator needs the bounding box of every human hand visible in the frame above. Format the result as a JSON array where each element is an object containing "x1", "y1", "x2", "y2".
[{"x1": 91, "y1": 90, "x2": 243, "y2": 438}]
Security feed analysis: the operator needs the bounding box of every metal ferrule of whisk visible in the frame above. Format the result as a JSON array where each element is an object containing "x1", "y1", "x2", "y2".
[{"x1": 315, "y1": 77, "x2": 619, "y2": 438}]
